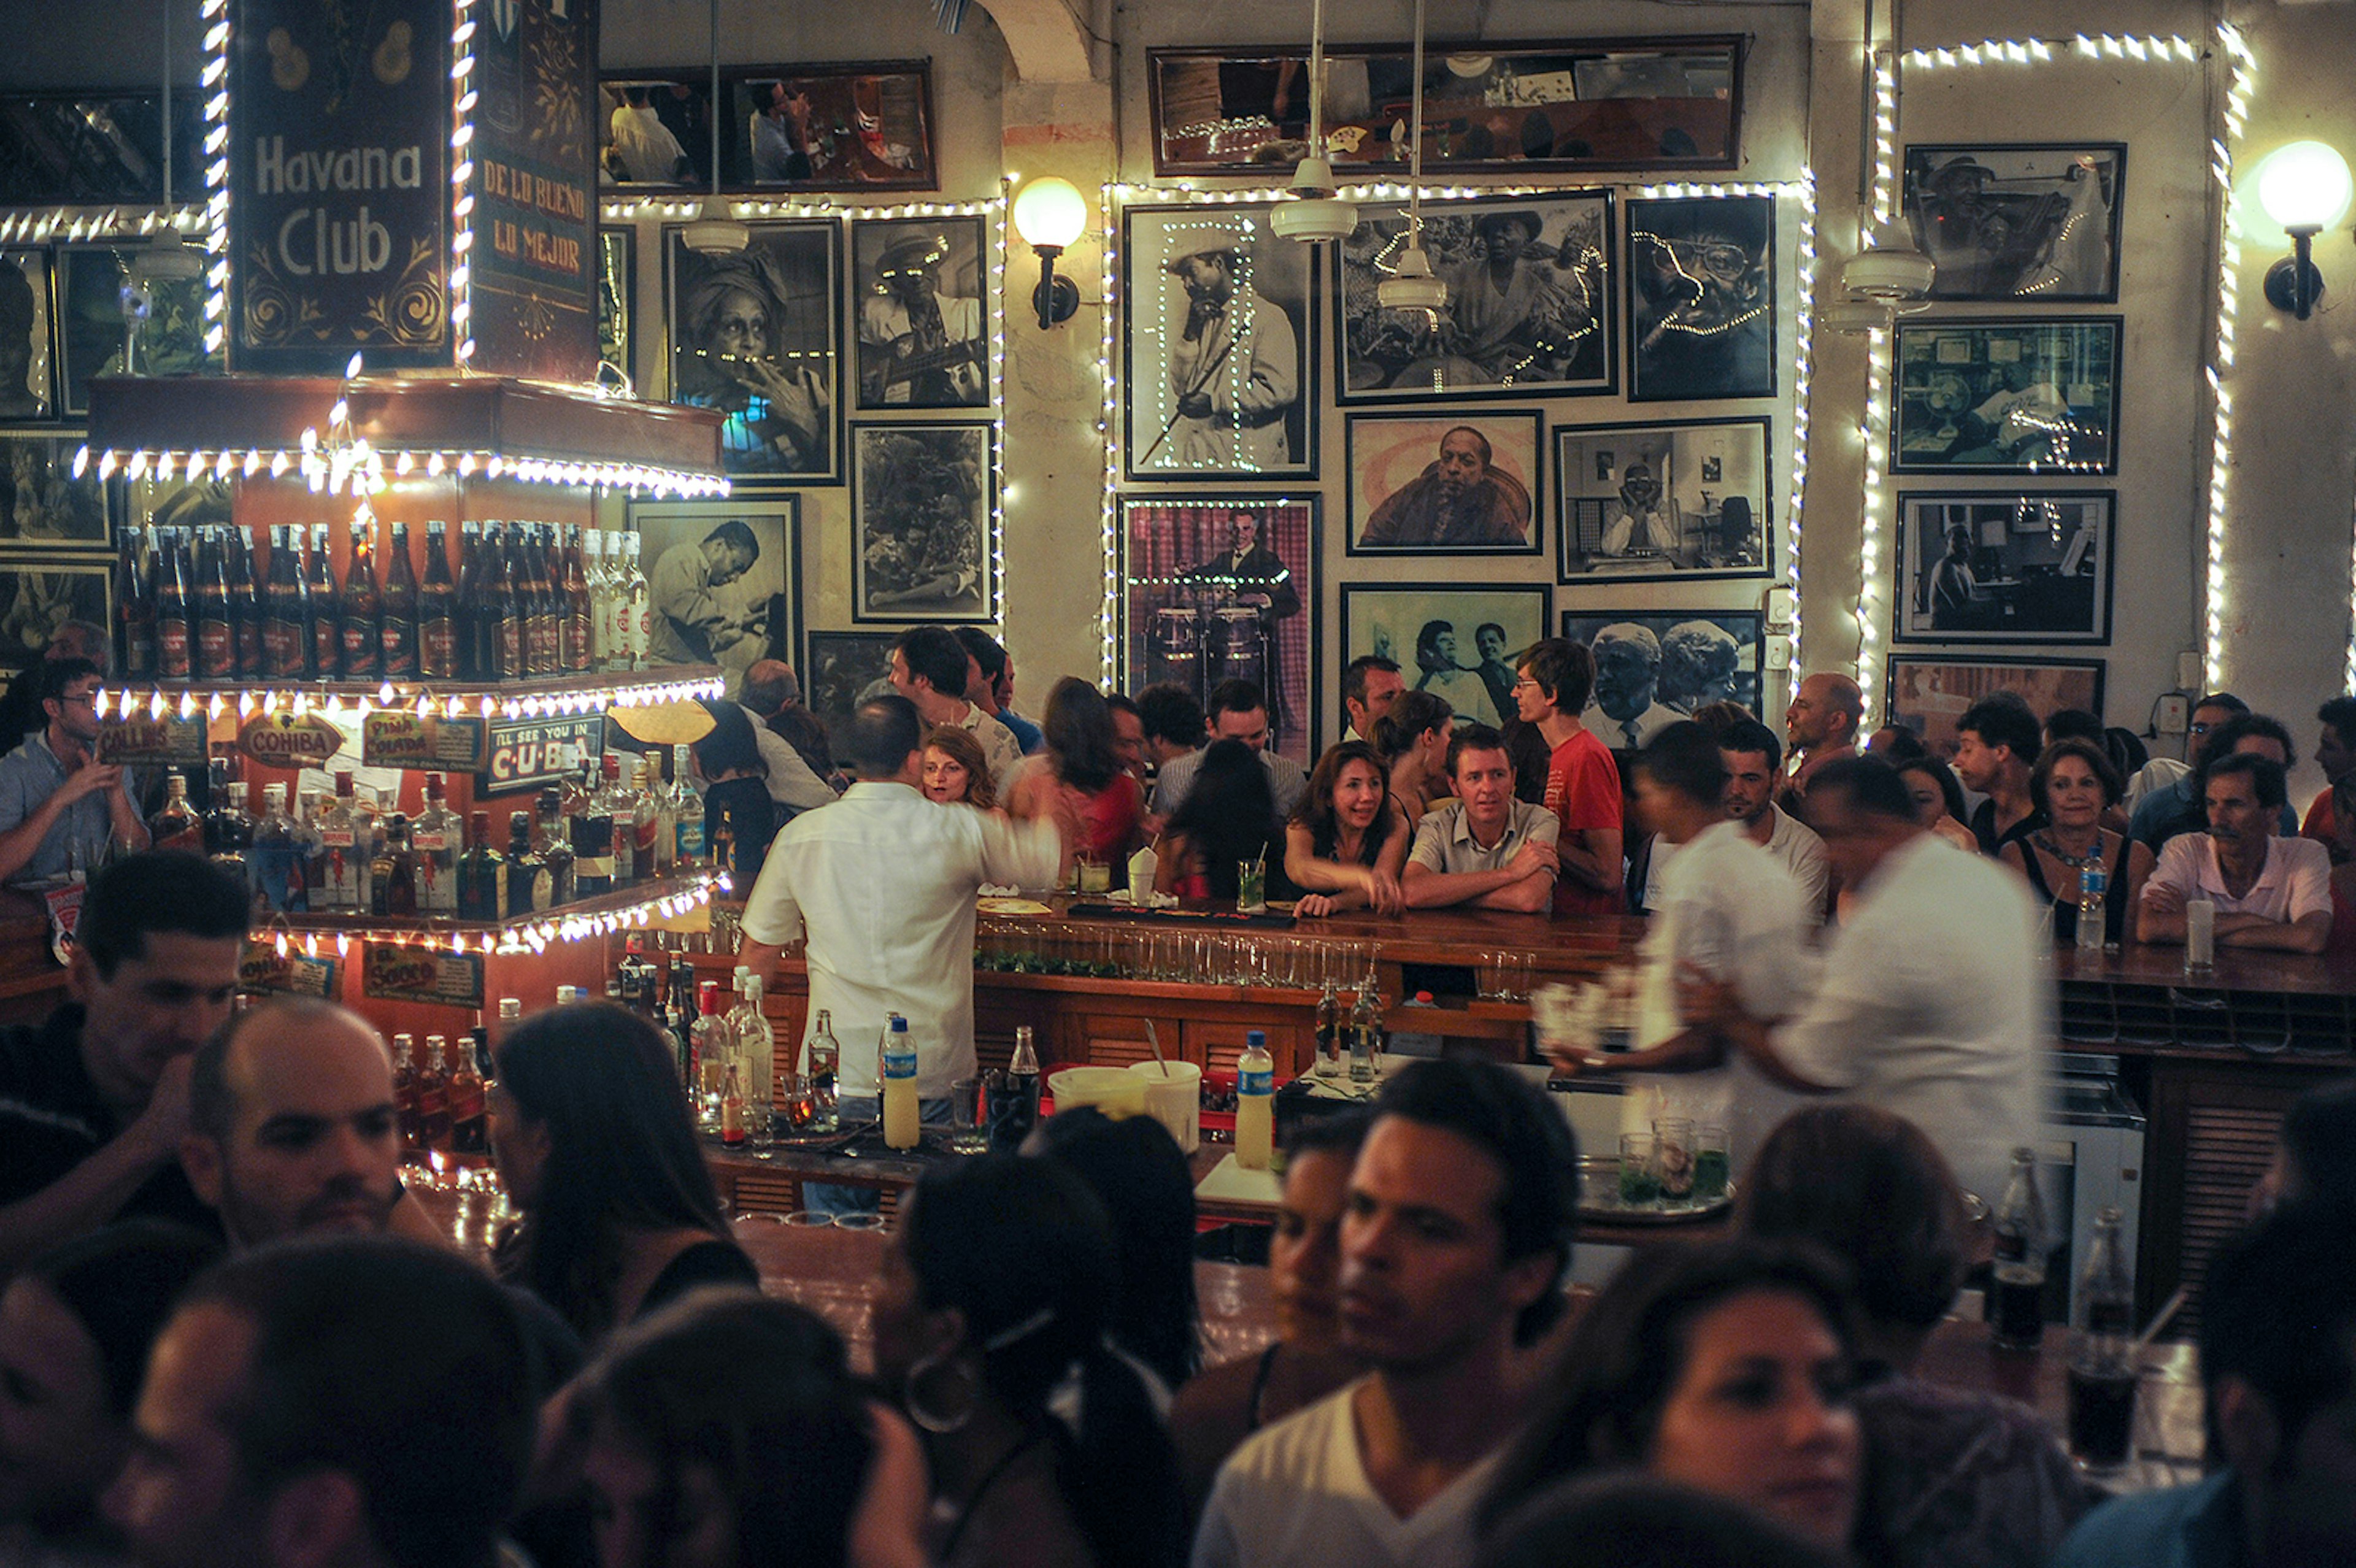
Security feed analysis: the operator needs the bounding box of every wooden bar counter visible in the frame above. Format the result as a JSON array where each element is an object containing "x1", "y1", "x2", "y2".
[{"x1": 0, "y1": 887, "x2": 70, "y2": 1026}]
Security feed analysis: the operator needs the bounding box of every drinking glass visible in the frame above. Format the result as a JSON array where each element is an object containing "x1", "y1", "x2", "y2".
[
  {"x1": 1237, "y1": 859, "x2": 1267, "y2": 912},
  {"x1": 948, "y1": 1077, "x2": 990, "y2": 1153},
  {"x1": 1693, "y1": 1124, "x2": 1731, "y2": 1202},
  {"x1": 1507, "y1": 951, "x2": 1536, "y2": 1001},
  {"x1": 1653, "y1": 1117, "x2": 1696, "y2": 1203},
  {"x1": 1618, "y1": 1134, "x2": 1661, "y2": 1206}
]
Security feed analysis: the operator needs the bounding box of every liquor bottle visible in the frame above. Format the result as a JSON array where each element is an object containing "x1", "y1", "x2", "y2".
[
  {"x1": 628, "y1": 532, "x2": 655, "y2": 667},
  {"x1": 367, "y1": 814, "x2": 416, "y2": 917},
  {"x1": 1348, "y1": 972, "x2": 1381, "y2": 1083},
  {"x1": 1990, "y1": 1147, "x2": 2049, "y2": 1350},
  {"x1": 117, "y1": 523, "x2": 155, "y2": 678},
  {"x1": 691, "y1": 981, "x2": 734, "y2": 1131},
  {"x1": 454, "y1": 520, "x2": 485, "y2": 680},
  {"x1": 880, "y1": 1013, "x2": 919, "y2": 1150},
  {"x1": 194, "y1": 528, "x2": 235, "y2": 679},
  {"x1": 306, "y1": 523, "x2": 339, "y2": 679},
  {"x1": 392, "y1": 1032, "x2": 421, "y2": 1152},
  {"x1": 583, "y1": 527, "x2": 611, "y2": 669},
  {"x1": 155, "y1": 528, "x2": 193, "y2": 679},
  {"x1": 417, "y1": 1037, "x2": 451, "y2": 1150},
  {"x1": 662, "y1": 990, "x2": 691, "y2": 1085},
  {"x1": 669, "y1": 744, "x2": 704, "y2": 866},
  {"x1": 409, "y1": 774, "x2": 461, "y2": 915},
  {"x1": 204, "y1": 775, "x2": 253, "y2": 883},
  {"x1": 248, "y1": 783, "x2": 306, "y2": 913},
  {"x1": 341, "y1": 515, "x2": 382, "y2": 682},
  {"x1": 719, "y1": 1061, "x2": 747, "y2": 1147},
  {"x1": 456, "y1": 810, "x2": 504, "y2": 920},
  {"x1": 492, "y1": 525, "x2": 525, "y2": 680},
  {"x1": 148, "y1": 772, "x2": 202, "y2": 852},
  {"x1": 447, "y1": 1032, "x2": 487, "y2": 1155},
  {"x1": 504, "y1": 810, "x2": 547, "y2": 915},
  {"x1": 1313, "y1": 982, "x2": 1341, "y2": 1075},
  {"x1": 634, "y1": 758, "x2": 668, "y2": 878},
  {"x1": 417, "y1": 519, "x2": 456, "y2": 679},
  {"x1": 227, "y1": 526, "x2": 264, "y2": 678},
  {"x1": 315, "y1": 773, "x2": 369, "y2": 912},
  {"x1": 1235, "y1": 1030, "x2": 1275, "y2": 1170},
  {"x1": 604, "y1": 532, "x2": 633, "y2": 671},
  {"x1": 729, "y1": 970, "x2": 774, "y2": 1147},
  {"x1": 561, "y1": 524, "x2": 593, "y2": 673},
  {"x1": 804, "y1": 1008, "x2": 841, "y2": 1133},
  {"x1": 261, "y1": 526, "x2": 302, "y2": 677},
  {"x1": 533, "y1": 786, "x2": 576, "y2": 905},
  {"x1": 601, "y1": 754, "x2": 637, "y2": 886},
  {"x1": 380, "y1": 520, "x2": 419, "y2": 679},
  {"x1": 529, "y1": 525, "x2": 562, "y2": 676},
  {"x1": 572, "y1": 756, "x2": 616, "y2": 897}
]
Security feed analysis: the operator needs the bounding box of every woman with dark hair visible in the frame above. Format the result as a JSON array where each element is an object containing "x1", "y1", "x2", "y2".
[
  {"x1": 571, "y1": 1289, "x2": 929, "y2": 1568},
  {"x1": 1284, "y1": 741, "x2": 1407, "y2": 918},
  {"x1": 874, "y1": 1156, "x2": 1186, "y2": 1568},
  {"x1": 1024, "y1": 1106, "x2": 1201, "y2": 1397},
  {"x1": 1006, "y1": 678, "x2": 1145, "y2": 882},
  {"x1": 1739, "y1": 1105, "x2": 2091, "y2": 1568},
  {"x1": 0, "y1": 1221, "x2": 218, "y2": 1553},
  {"x1": 1485, "y1": 1475, "x2": 1847, "y2": 1568},
  {"x1": 1895, "y1": 755, "x2": 1978, "y2": 853},
  {"x1": 2001, "y1": 736, "x2": 2151, "y2": 947},
  {"x1": 1482, "y1": 1237, "x2": 1865, "y2": 1553},
  {"x1": 692, "y1": 699, "x2": 780, "y2": 885},
  {"x1": 1152, "y1": 739, "x2": 1291, "y2": 902},
  {"x1": 1371, "y1": 690, "x2": 1452, "y2": 832},
  {"x1": 490, "y1": 1001, "x2": 756, "y2": 1345}
]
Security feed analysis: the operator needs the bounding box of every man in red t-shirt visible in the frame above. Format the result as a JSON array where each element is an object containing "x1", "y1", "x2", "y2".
[{"x1": 1514, "y1": 637, "x2": 1625, "y2": 916}]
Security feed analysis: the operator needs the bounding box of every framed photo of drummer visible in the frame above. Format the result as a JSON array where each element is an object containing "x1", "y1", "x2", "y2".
[
  {"x1": 1122, "y1": 204, "x2": 1317, "y2": 482},
  {"x1": 1120, "y1": 496, "x2": 1319, "y2": 771},
  {"x1": 852, "y1": 215, "x2": 990, "y2": 411}
]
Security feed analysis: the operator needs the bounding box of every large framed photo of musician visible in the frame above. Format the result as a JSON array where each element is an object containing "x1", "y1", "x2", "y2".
[
  {"x1": 0, "y1": 432, "x2": 105, "y2": 550},
  {"x1": 1122, "y1": 496, "x2": 1318, "y2": 770},
  {"x1": 1625, "y1": 193, "x2": 1776, "y2": 402},
  {"x1": 0, "y1": 250, "x2": 53, "y2": 421},
  {"x1": 663, "y1": 221, "x2": 841, "y2": 485},
  {"x1": 1894, "y1": 491, "x2": 2114, "y2": 645},
  {"x1": 1338, "y1": 582, "x2": 1551, "y2": 734},
  {"x1": 1560, "y1": 609, "x2": 1766, "y2": 735},
  {"x1": 0, "y1": 553, "x2": 109, "y2": 668},
  {"x1": 1892, "y1": 317, "x2": 2121, "y2": 475},
  {"x1": 1555, "y1": 417, "x2": 1771, "y2": 582},
  {"x1": 625, "y1": 497, "x2": 802, "y2": 694},
  {"x1": 1884, "y1": 653, "x2": 2104, "y2": 756},
  {"x1": 1334, "y1": 193, "x2": 1614, "y2": 402},
  {"x1": 802, "y1": 630, "x2": 904, "y2": 737},
  {"x1": 1122, "y1": 204, "x2": 1317, "y2": 482},
  {"x1": 851, "y1": 423, "x2": 996, "y2": 625},
  {"x1": 1345, "y1": 410, "x2": 1541, "y2": 556},
  {"x1": 1904, "y1": 145, "x2": 2126, "y2": 302},
  {"x1": 598, "y1": 229, "x2": 634, "y2": 391},
  {"x1": 852, "y1": 215, "x2": 990, "y2": 412}
]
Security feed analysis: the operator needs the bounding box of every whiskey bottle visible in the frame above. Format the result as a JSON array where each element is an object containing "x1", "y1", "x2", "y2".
[{"x1": 456, "y1": 810, "x2": 505, "y2": 921}]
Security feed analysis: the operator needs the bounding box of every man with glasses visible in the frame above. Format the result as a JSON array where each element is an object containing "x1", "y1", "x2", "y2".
[{"x1": 0, "y1": 657, "x2": 147, "y2": 884}]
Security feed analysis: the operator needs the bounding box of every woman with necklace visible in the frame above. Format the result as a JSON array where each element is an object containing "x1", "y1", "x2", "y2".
[{"x1": 1999, "y1": 738, "x2": 2151, "y2": 947}]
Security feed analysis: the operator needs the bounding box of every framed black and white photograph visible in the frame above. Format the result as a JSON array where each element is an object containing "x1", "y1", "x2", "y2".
[
  {"x1": 0, "y1": 432, "x2": 104, "y2": 549},
  {"x1": 0, "y1": 93, "x2": 202, "y2": 206},
  {"x1": 1122, "y1": 204, "x2": 1316, "y2": 481},
  {"x1": 57, "y1": 247, "x2": 218, "y2": 417},
  {"x1": 625, "y1": 496, "x2": 802, "y2": 699},
  {"x1": 1335, "y1": 193, "x2": 1613, "y2": 402},
  {"x1": 114, "y1": 475, "x2": 233, "y2": 542},
  {"x1": 1904, "y1": 144, "x2": 2126, "y2": 302},
  {"x1": 599, "y1": 76, "x2": 712, "y2": 188},
  {"x1": 852, "y1": 423, "x2": 996, "y2": 624},
  {"x1": 1345, "y1": 410, "x2": 1540, "y2": 556},
  {"x1": 1895, "y1": 491, "x2": 2114, "y2": 645},
  {"x1": 1338, "y1": 582, "x2": 1552, "y2": 732},
  {"x1": 0, "y1": 554, "x2": 109, "y2": 668},
  {"x1": 1885, "y1": 654, "x2": 2104, "y2": 758},
  {"x1": 1626, "y1": 193, "x2": 1776, "y2": 402},
  {"x1": 1560, "y1": 610, "x2": 1766, "y2": 739},
  {"x1": 0, "y1": 250, "x2": 53, "y2": 421},
  {"x1": 1892, "y1": 317, "x2": 2121, "y2": 475},
  {"x1": 598, "y1": 229, "x2": 635, "y2": 391},
  {"x1": 1122, "y1": 496, "x2": 1319, "y2": 769},
  {"x1": 664, "y1": 221, "x2": 841, "y2": 483},
  {"x1": 1555, "y1": 417, "x2": 1770, "y2": 581},
  {"x1": 852, "y1": 215, "x2": 989, "y2": 411},
  {"x1": 803, "y1": 630, "x2": 904, "y2": 736},
  {"x1": 723, "y1": 64, "x2": 937, "y2": 193}
]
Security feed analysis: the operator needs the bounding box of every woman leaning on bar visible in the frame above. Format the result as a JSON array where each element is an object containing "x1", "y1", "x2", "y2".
[{"x1": 1284, "y1": 740, "x2": 1408, "y2": 918}]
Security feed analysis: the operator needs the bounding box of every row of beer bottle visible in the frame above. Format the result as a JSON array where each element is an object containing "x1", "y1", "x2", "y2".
[{"x1": 115, "y1": 518, "x2": 655, "y2": 683}]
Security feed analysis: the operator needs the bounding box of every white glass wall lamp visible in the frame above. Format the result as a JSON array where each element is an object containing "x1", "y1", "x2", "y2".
[
  {"x1": 2256, "y1": 140, "x2": 2352, "y2": 320},
  {"x1": 1012, "y1": 176, "x2": 1087, "y2": 329}
]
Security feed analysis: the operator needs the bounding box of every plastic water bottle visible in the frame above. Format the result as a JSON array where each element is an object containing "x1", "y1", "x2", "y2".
[
  {"x1": 1235, "y1": 1030, "x2": 1274, "y2": 1171},
  {"x1": 881, "y1": 1015, "x2": 920, "y2": 1150},
  {"x1": 2076, "y1": 861, "x2": 2108, "y2": 951}
]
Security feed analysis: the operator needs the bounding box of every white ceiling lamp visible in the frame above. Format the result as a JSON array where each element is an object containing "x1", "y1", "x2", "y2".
[
  {"x1": 682, "y1": 0, "x2": 749, "y2": 256},
  {"x1": 130, "y1": 0, "x2": 202, "y2": 285},
  {"x1": 1376, "y1": 0, "x2": 1447, "y2": 314},
  {"x1": 1268, "y1": 0, "x2": 1358, "y2": 245},
  {"x1": 1841, "y1": 221, "x2": 1935, "y2": 301}
]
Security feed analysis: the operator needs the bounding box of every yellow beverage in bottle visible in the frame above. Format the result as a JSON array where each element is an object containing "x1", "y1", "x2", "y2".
[
  {"x1": 1235, "y1": 1030, "x2": 1274, "y2": 1171},
  {"x1": 882, "y1": 1015, "x2": 921, "y2": 1150}
]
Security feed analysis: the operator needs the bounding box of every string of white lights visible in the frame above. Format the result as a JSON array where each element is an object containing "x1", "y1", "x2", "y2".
[
  {"x1": 1784, "y1": 172, "x2": 1818, "y2": 692},
  {"x1": 255, "y1": 870, "x2": 729, "y2": 960},
  {"x1": 449, "y1": 0, "x2": 478, "y2": 363},
  {"x1": 74, "y1": 442, "x2": 728, "y2": 499},
  {"x1": 93, "y1": 674, "x2": 727, "y2": 726},
  {"x1": 1854, "y1": 52, "x2": 1903, "y2": 719},
  {"x1": 2209, "y1": 23, "x2": 2256, "y2": 693},
  {"x1": 199, "y1": 0, "x2": 231, "y2": 355},
  {"x1": 600, "y1": 196, "x2": 1003, "y2": 223},
  {"x1": 1098, "y1": 180, "x2": 1123, "y2": 686},
  {"x1": 0, "y1": 207, "x2": 204, "y2": 245},
  {"x1": 989, "y1": 181, "x2": 1010, "y2": 632}
]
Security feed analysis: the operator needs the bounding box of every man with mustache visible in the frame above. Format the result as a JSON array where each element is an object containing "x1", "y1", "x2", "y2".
[
  {"x1": 1361, "y1": 426, "x2": 1531, "y2": 548},
  {"x1": 2137, "y1": 753, "x2": 2331, "y2": 954}
]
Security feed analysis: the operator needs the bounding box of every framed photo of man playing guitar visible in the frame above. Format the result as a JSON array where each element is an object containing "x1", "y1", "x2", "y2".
[{"x1": 852, "y1": 215, "x2": 992, "y2": 412}]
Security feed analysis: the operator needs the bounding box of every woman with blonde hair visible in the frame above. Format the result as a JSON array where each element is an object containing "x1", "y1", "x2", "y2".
[{"x1": 921, "y1": 724, "x2": 999, "y2": 810}]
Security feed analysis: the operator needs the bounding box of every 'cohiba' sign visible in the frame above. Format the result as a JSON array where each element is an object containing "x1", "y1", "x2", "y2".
[{"x1": 237, "y1": 711, "x2": 344, "y2": 769}]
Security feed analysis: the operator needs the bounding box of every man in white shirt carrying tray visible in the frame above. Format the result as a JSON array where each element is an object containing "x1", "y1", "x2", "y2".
[{"x1": 1193, "y1": 1058, "x2": 1577, "y2": 1568}]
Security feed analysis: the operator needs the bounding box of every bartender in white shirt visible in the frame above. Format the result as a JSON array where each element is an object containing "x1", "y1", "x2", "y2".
[{"x1": 2136, "y1": 752, "x2": 2331, "y2": 954}]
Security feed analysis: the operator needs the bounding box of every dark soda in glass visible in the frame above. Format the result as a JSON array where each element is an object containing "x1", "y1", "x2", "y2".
[
  {"x1": 2066, "y1": 1364, "x2": 2138, "y2": 1469},
  {"x1": 1990, "y1": 1264, "x2": 2046, "y2": 1349}
]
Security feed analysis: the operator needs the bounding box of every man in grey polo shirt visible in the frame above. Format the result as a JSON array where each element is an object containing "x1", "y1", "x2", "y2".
[{"x1": 1402, "y1": 723, "x2": 1558, "y2": 913}]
